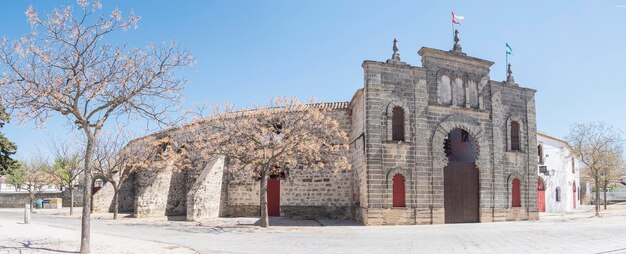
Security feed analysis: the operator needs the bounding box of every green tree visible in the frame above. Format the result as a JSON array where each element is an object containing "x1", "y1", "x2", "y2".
[
  {"x1": 7, "y1": 162, "x2": 25, "y2": 191},
  {"x1": 0, "y1": 105, "x2": 18, "y2": 175},
  {"x1": 50, "y1": 153, "x2": 83, "y2": 216}
]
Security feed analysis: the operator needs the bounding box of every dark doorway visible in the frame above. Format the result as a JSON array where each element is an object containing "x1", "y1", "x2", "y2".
[
  {"x1": 267, "y1": 178, "x2": 280, "y2": 216},
  {"x1": 443, "y1": 128, "x2": 479, "y2": 223}
]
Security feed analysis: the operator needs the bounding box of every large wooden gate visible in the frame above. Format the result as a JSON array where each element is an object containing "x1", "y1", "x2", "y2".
[
  {"x1": 537, "y1": 178, "x2": 545, "y2": 212},
  {"x1": 444, "y1": 161, "x2": 479, "y2": 223},
  {"x1": 267, "y1": 178, "x2": 280, "y2": 216}
]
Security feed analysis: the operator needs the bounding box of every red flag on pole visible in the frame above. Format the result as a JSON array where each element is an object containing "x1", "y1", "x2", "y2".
[{"x1": 452, "y1": 12, "x2": 464, "y2": 25}]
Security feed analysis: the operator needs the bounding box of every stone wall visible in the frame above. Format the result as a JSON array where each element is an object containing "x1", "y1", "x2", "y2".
[
  {"x1": 187, "y1": 156, "x2": 225, "y2": 221},
  {"x1": 92, "y1": 182, "x2": 115, "y2": 212},
  {"x1": 0, "y1": 192, "x2": 64, "y2": 208},
  {"x1": 223, "y1": 109, "x2": 355, "y2": 219},
  {"x1": 127, "y1": 106, "x2": 355, "y2": 220}
]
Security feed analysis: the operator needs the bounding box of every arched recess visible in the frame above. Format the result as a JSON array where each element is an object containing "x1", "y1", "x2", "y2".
[
  {"x1": 506, "y1": 173, "x2": 524, "y2": 208},
  {"x1": 385, "y1": 168, "x2": 410, "y2": 208},
  {"x1": 431, "y1": 114, "x2": 489, "y2": 223},
  {"x1": 385, "y1": 101, "x2": 410, "y2": 142},
  {"x1": 506, "y1": 115, "x2": 525, "y2": 152}
]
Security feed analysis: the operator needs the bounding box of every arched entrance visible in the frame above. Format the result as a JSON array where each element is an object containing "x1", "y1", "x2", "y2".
[
  {"x1": 537, "y1": 178, "x2": 545, "y2": 212},
  {"x1": 572, "y1": 181, "x2": 577, "y2": 209},
  {"x1": 444, "y1": 128, "x2": 479, "y2": 223}
]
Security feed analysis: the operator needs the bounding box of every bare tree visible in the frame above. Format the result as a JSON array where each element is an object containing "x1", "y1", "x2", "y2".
[
  {"x1": 598, "y1": 150, "x2": 625, "y2": 209},
  {"x1": 0, "y1": 2, "x2": 192, "y2": 252},
  {"x1": 93, "y1": 130, "x2": 133, "y2": 219},
  {"x1": 10, "y1": 157, "x2": 54, "y2": 213},
  {"x1": 567, "y1": 122, "x2": 624, "y2": 216},
  {"x1": 188, "y1": 97, "x2": 349, "y2": 227},
  {"x1": 48, "y1": 139, "x2": 84, "y2": 215}
]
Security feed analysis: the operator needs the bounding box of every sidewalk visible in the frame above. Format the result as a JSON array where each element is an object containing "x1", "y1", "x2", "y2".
[{"x1": 0, "y1": 211, "x2": 196, "y2": 254}]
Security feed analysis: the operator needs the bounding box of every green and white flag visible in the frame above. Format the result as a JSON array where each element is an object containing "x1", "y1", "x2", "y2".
[{"x1": 506, "y1": 43, "x2": 513, "y2": 55}]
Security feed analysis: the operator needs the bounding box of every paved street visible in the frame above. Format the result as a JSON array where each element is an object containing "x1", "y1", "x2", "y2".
[{"x1": 1, "y1": 204, "x2": 626, "y2": 253}]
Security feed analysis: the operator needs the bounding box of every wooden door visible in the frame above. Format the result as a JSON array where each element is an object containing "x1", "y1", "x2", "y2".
[
  {"x1": 392, "y1": 174, "x2": 406, "y2": 207},
  {"x1": 537, "y1": 178, "x2": 545, "y2": 212},
  {"x1": 573, "y1": 182, "x2": 577, "y2": 209},
  {"x1": 267, "y1": 178, "x2": 280, "y2": 216},
  {"x1": 444, "y1": 161, "x2": 479, "y2": 223},
  {"x1": 512, "y1": 178, "x2": 521, "y2": 207}
]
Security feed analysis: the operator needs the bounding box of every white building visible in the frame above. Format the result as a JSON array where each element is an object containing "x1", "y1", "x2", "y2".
[{"x1": 537, "y1": 132, "x2": 581, "y2": 213}]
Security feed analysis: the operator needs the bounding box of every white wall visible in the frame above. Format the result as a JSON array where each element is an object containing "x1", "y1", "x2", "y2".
[{"x1": 538, "y1": 134, "x2": 581, "y2": 213}]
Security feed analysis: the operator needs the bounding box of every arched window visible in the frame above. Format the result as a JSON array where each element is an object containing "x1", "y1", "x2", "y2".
[
  {"x1": 555, "y1": 187, "x2": 561, "y2": 202},
  {"x1": 538, "y1": 144, "x2": 544, "y2": 164},
  {"x1": 439, "y1": 75, "x2": 452, "y2": 105},
  {"x1": 392, "y1": 107, "x2": 405, "y2": 141},
  {"x1": 392, "y1": 173, "x2": 406, "y2": 207},
  {"x1": 512, "y1": 178, "x2": 521, "y2": 207},
  {"x1": 510, "y1": 121, "x2": 521, "y2": 151}
]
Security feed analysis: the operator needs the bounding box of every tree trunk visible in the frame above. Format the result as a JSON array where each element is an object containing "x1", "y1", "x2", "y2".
[
  {"x1": 594, "y1": 175, "x2": 600, "y2": 216},
  {"x1": 80, "y1": 132, "x2": 95, "y2": 254},
  {"x1": 604, "y1": 184, "x2": 606, "y2": 210},
  {"x1": 113, "y1": 182, "x2": 119, "y2": 220},
  {"x1": 69, "y1": 187, "x2": 74, "y2": 216},
  {"x1": 29, "y1": 191, "x2": 34, "y2": 214},
  {"x1": 259, "y1": 170, "x2": 269, "y2": 228}
]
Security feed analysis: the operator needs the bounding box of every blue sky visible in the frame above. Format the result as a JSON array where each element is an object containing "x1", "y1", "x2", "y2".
[{"x1": 2, "y1": 0, "x2": 626, "y2": 158}]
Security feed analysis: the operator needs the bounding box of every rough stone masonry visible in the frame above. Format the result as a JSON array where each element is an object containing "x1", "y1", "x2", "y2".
[{"x1": 92, "y1": 32, "x2": 538, "y2": 225}]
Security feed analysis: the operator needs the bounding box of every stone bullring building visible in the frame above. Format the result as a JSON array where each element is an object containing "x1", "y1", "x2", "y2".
[{"x1": 94, "y1": 33, "x2": 539, "y2": 225}]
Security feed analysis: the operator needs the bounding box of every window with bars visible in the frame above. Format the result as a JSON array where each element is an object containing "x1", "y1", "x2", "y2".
[
  {"x1": 510, "y1": 121, "x2": 521, "y2": 151},
  {"x1": 392, "y1": 107, "x2": 405, "y2": 141}
]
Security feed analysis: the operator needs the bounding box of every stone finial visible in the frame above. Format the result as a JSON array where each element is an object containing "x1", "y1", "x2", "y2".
[
  {"x1": 452, "y1": 29, "x2": 463, "y2": 54},
  {"x1": 386, "y1": 38, "x2": 407, "y2": 65},
  {"x1": 392, "y1": 38, "x2": 401, "y2": 61},
  {"x1": 506, "y1": 63, "x2": 516, "y2": 85}
]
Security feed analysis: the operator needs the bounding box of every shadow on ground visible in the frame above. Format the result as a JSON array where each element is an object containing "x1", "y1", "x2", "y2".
[
  {"x1": 0, "y1": 240, "x2": 79, "y2": 253},
  {"x1": 251, "y1": 217, "x2": 361, "y2": 227}
]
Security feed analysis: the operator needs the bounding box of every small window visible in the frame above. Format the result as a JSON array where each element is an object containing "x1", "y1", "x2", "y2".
[
  {"x1": 512, "y1": 178, "x2": 521, "y2": 207},
  {"x1": 555, "y1": 187, "x2": 561, "y2": 202},
  {"x1": 510, "y1": 121, "x2": 521, "y2": 151},
  {"x1": 571, "y1": 157, "x2": 575, "y2": 174},
  {"x1": 538, "y1": 144, "x2": 544, "y2": 164},
  {"x1": 392, "y1": 107, "x2": 405, "y2": 141},
  {"x1": 392, "y1": 173, "x2": 406, "y2": 207}
]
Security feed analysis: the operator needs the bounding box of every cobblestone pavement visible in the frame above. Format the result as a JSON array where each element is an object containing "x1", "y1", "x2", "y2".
[{"x1": 1, "y1": 204, "x2": 626, "y2": 253}]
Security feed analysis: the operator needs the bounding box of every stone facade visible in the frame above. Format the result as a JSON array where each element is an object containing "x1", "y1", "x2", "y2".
[{"x1": 111, "y1": 34, "x2": 539, "y2": 225}]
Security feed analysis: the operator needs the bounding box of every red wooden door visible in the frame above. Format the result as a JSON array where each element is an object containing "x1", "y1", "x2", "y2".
[
  {"x1": 537, "y1": 178, "x2": 545, "y2": 212},
  {"x1": 512, "y1": 178, "x2": 521, "y2": 207},
  {"x1": 444, "y1": 161, "x2": 479, "y2": 223},
  {"x1": 267, "y1": 178, "x2": 280, "y2": 216},
  {"x1": 392, "y1": 174, "x2": 406, "y2": 207},
  {"x1": 573, "y1": 182, "x2": 577, "y2": 209}
]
